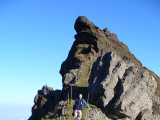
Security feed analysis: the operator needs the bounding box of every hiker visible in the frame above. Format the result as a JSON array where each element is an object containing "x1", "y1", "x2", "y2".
[{"x1": 73, "y1": 94, "x2": 88, "y2": 120}]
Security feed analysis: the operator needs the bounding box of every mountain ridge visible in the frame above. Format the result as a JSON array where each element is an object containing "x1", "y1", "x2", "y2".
[{"x1": 28, "y1": 16, "x2": 160, "y2": 120}]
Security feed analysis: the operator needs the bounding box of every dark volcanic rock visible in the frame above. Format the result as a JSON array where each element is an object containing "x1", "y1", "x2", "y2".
[
  {"x1": 29, "y1": 16, "x2": 160, "y2": 120},
  {"x1": 28, "y1": 86, "x2": 62, "y2": 120}
]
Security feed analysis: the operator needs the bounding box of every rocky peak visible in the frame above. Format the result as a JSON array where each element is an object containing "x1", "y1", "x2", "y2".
[
  {"x1": 28, "y1": 16, "x2": 160, "y2": 120},
  {"x1": 74, "y1": 16, "x2": 98, "y2": 33},
  {"x1": 60, "y1": 16, "x2": 142, "y2": 88}
]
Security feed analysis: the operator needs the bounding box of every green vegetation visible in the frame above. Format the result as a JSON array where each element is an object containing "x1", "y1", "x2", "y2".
[
  {"x1": 76, "y1": 62, "x2": 91, "y2": 87},
  {"x1": 76, "y1": 56, "x2": 95, "y2": 87},
  {"x1": 53, "y1": 99, "x2": 93, "y2": 120}
]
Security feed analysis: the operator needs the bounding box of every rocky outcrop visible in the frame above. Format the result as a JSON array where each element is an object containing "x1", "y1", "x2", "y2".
[
  {"x1": 28, "y1": 85, "x2": 61, "y2": 120},
  {"x1": 28, "y1": 16, "x2": 160, "y2": 120}
]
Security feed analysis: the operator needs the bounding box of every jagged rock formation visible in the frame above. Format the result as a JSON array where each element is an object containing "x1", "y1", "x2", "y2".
[
  {"x1": 28, "y1": 85, "x2": 61, "y2": 120},
  {"x1": 28, "y1": 16, "x2": 160, "y2": 120}
]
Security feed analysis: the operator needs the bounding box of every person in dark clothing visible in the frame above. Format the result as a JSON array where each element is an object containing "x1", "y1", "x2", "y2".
[{"x1": 73, "y1": 94, "x2": 88, "y2": 120}]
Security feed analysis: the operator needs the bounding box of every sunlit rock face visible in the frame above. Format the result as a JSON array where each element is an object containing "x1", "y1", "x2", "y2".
[
  {"x1": 60, "y1": 16, "x2": 160, "y2": 119},
  {"x1": 60, "y1": 17, "x2": 99, "y2": 87},
  {"x1": 29, "y1": 16, "x2": 160, "y2": 120}
]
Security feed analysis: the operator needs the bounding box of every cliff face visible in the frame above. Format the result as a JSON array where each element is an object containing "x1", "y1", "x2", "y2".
[{"x1": 28, "y1": 16, "x2": 160, "y2": 120}]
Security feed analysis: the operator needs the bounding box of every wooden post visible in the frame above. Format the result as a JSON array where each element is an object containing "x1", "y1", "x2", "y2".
[
  {"x1": 67, "y1": 90, "x2": 69, "y2": 104},
  {"x1": 87, "y1": 86, "x2": 90, "y2": 104},
  {"x1": 87, "y1": 92, "x2": 89, "y2": 103},
  {"x1": 70, "y1": 85, "x2": 72, "y2": 104}
]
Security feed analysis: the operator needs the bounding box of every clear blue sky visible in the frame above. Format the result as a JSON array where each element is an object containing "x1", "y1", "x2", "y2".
[{"x1": 0, "y1": 0, "x2": 159, "y2": 119}]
